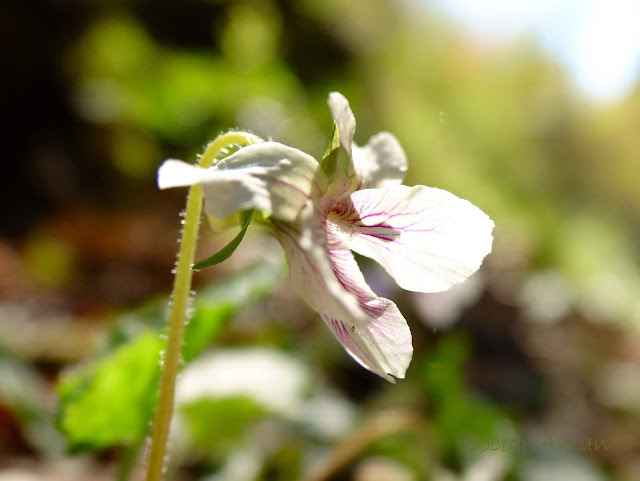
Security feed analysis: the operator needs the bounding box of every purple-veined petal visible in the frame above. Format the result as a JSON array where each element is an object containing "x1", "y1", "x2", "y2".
[
  {"x1": 273, "y1": 202, "x2": 413, "y2": 381},
  {"x1": 322, "y1": 248, "x2": 413, "y2": 382},
  {"x1": 157, "y1": 142, "x2": 327, "y2": 223},
  {"x1": 328, "y1": 92, "x2": 356, "y2": 159},
  {"x1": 352, "y1": 132, "x2": 408, "y2": 189},
  {"x1": 329, "y1": 185, "x2": 494, "y2": 293},
  {"x1": 273, "y1": 202, "x2": 364, "y2": 324},
  {"x1": 158, "y1": 159, "x2": 278, "y2": 217}
]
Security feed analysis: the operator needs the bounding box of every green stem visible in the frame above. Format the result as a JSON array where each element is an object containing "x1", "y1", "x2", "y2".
[{"x1": 145, "y1": 132, "x2": 259, "y2": 481}]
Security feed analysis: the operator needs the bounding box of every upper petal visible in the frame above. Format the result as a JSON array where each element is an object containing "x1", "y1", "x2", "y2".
[
  {"x1": 327, "y1": 93, "x2": 408, "y2": 192},
  {"x1": 157, "y1": 142, "x2": 327, "y2": 223},
  {"x1": 329, "y1": 185, "x2": 494, "y2": 293},
  {"x1": 157, "y1": 159, "x2": 219, "y2": 189},
  {"x1": 352, "y1": 132, "x2": 407, "y2": 189},
  {"x1": 273, "y1": 202, "x2": 413, "y2": 381},
  {"x1": 328, "y1": 92, "x2": 356, "y2": 159}
]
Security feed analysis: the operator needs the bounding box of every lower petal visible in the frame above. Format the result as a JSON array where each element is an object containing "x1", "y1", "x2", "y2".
[
  {"x1": 272, "y1": 203, "x2": 363, "y2": 324},
  {"x1": 274, "y1": 208, "x2": 413, "y2": 381},
  {"x1": 331, "y1": 185, "x2": 494, "y2": 293},
  {"x1": 322, "y1": 249, "x2": 413, "y2": 382}
]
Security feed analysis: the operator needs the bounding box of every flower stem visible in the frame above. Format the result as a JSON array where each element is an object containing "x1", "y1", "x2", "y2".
[{"x1": 145, "y1": 132, "x2": 259, "y2": 481}]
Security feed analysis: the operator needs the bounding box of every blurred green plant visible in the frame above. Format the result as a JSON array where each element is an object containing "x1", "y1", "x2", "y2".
[
  {"x1": 57, "y1": 258, "x2": 282, "y2": 452},
  {"x1": 58, "y1": 332, "x2": 163, "y2": 451},
  {"x1": 418, "y1": 334, "x2": 508, "y2": 457},
  {"x1": 180, "y1": 396, "x2": 266, "y2": 450},
  {"x1": 28, "y1": 1, "x2": 640, "y2": 480},
  {"x1": 0, "y1": 353, "x2": 64, "y2": 456}
]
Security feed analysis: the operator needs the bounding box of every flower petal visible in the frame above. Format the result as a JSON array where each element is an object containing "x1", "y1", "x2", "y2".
[
  {"x1": 327, "y1": 93, "x2": 407, "y2": 191},
  {"x1": 352, "y1": 132, "x2": 408, "y2": 189},
  {"x1": 330, "y1": 185, "x2": 494, "y2": 293},
  {"x1": 328, "y1": 92, "x2": 356, "y2": 159},
  {"x1": 273, "y1": 202, "x2": 363, "y2": 324},
  {"x1": 273, "y1": 202, "x2": 413, "y2": 381},
  {"x1": 157, "y1": 142, "x2": 327, "y2": 222},
  {"x1": 157, "y1": 159, "x2": 217, "y2": 189},
  {"x1": 322, "y1": 248, "x2": 413, "y2": 382}
]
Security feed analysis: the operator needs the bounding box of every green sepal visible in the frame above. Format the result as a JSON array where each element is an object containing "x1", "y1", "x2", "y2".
[
  {"x1": 319, "y1": 121, "x2": 340, "y2": 179},
  {"x1": 193, "y1": 209, "x2": 253, "y2": 269},
  {"x1": 206, "y1": 210, "x2": 243, "y2": 232}
]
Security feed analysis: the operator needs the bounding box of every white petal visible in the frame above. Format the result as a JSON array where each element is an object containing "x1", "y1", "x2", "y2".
[
  {"x1": 213, "y1": 142, "x2": 327, "y2": 222},
  {"x1": 201, "y1": 169, "x2": 273, "y2": 219},
  {"x1": 330, "y1": 185, "x2": 494, "y2": 293},
  {"x1": 273, "y1": 202, "x2": 413, "y2": 381},
  {"x1": 273, "y1": 202, "x2": 363, "y2": 324},
  {"x1": 159, "y1": 163, "x2": 276, "y2": 220},
  {"x1": 157, "y1": 143, "x2": 327, "y2": 223},
  {"x1": 157, "y1": 159, "x2": 218, "y2": 189},
  {"x1": 328, "y1": 92, "x2": 356, "y2": 159},
  {"x1": 352, "y1": 132, "x2": 408, "y2": 188},
  {"x1": 327, "y1": 94, "x2": 407, "y2": 191},
  {"x1": 322, "y1": 249, "x2": 413, "y2": 382}
]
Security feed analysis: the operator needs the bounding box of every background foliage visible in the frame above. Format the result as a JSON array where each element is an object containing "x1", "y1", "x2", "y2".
[{"x1": 2, "y1": 1, "x2": 640, "y2": 480}]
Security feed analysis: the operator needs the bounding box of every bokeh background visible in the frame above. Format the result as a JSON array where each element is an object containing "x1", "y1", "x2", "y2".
[{"x1": 2, "y1": 0, "x2": 640, "y2": 480}]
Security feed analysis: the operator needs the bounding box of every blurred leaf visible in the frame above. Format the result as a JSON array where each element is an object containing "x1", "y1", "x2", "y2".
[
  {"x1": 183, "y1": 257, "x2": 284, "y2": 363},
  {"x1": 220, "y1": 2, "x2": 281, "y2": 69},
  {"x1": 182, "y1": 303, "x2": 234, "y2": 364},
  {"x1": 23, "y1": 236, "x2": 75, "y2": 287},
  {"x1": 73, "y1": 16, "x2": 156, "y2": 79},
  {"x1": 193, "y1": 210, "x2": 254, "y2": 270},
  {"x1": 110, "y1": 128, "x2": 160, "y2": 178},
  {"x1": 419, "y1": 334, "x2": 507, "y2": 455},
  {"x1": 58, "y1": 332, "x2": 162, "y2": 451},
  {"x1": 180, "y1": 396, "x2": 266, "y2": 450},
  {"x1": 58, "y1": 259, "x2": 283, "y2": 451},
  {"x1": 195, "y1": 255, "x2": 284, "y2": 307}
]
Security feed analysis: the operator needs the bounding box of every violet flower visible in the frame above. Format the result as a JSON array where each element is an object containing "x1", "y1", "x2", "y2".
[{"x1": 157, "y1": 93, "x2": 494, "y2": 381}]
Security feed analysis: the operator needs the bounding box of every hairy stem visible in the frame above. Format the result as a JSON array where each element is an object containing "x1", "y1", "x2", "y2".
[{"x1": 144, "y1": 132, "x2": 259, "y2": 481}]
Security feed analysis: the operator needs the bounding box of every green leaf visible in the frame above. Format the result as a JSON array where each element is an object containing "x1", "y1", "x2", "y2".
[
  {"x1": 319, "y1": 121, "x2": 340, "y2": 179},
  {"x1": 180, "y1": 396, "x2": 266, "y2": 450},
  {"x1": 182, "y1": 303, "x2": 234, "y2": 364},
  {"x1": 184, "y1": 259, "x2": 284, "y2": 364},
  {"x1": 57, "y1": 258, "x2": 284, "y2": 451},
  {"x1": 193, "y1": 209, "x2": 253, "y2": 269},
  {"x1": 418, "y1": 334, "x2": 506, "y2": 453},
  {"x1": 58, "y1": 332, "x2": 163, "y2": 451}
]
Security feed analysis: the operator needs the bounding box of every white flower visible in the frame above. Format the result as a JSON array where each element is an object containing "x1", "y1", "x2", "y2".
[
  {"x1": 271, "y1": 93, "x2": 494, "y2": 382},
  {"x1": 157, "y1": 93, "x2": 494, "y2": 382}
]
